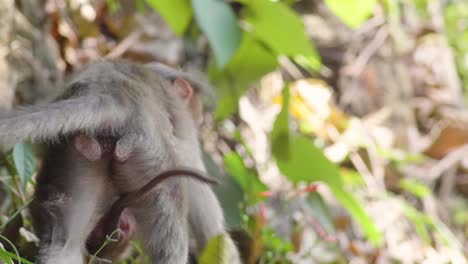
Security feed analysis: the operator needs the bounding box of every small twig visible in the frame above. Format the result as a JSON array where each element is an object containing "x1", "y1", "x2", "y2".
[
  {"x1": 88, "y1": 230, "x2": 120, "y2": 264},
  {"x1": 278, "y1": 56, "x2": 304, "y2": 80},
  {"x1": 352, "y1": 16, "x2": 385, "y2": 39},
  {"x1": 0, "y1": 200, "x2": 32, "y2": 231},
  {"x1": 105, "y1": 30, "x2": 142, "y2": 59},
  {"x1": 439, "y1": 166, "x2": 457, "y2": 203},
  {"x1": 427, "y1": 144, "x2": 468, "y2": 181},
  {"x1": 349, "y1": 152, "x2": 373, "y2": 186},
  {"x1": 307, "y1": 217, "x2": 336, "y2": 243},
  {"x1": 344, "y1": 26, "x2": 389, "y2": 76}
]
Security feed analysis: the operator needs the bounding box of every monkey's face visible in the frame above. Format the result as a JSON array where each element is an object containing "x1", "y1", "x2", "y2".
[{"x1": 87, "y1": 208, "x2": 136, "y2": 262}]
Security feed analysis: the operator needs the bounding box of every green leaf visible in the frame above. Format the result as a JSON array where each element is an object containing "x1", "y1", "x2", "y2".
[
  {"x1": 402, "y1": 202, "x2": 431, "y2": 243},
  {"x1": 12, "y1": 143, "x2": 36, "y2": 189},
  {"x1": 306, "y1": 192, "x2": 336, "y2": 235},
  {"x1": 270, "y1": 91, "x2": 381, "y2": 245},
  {"x1": 274, "y1": 135, "x2": 342, "y2": 186},
  {"x1": 0, "y1": 249, "x2": 33, "y2": 264},
  {"x1": 340, "y1": 169, "x2": 365, "y2": 187},
  {"x1": 398, "y1": 179, "x2": 431, "y2": 198},
  {"x1": 274, "y1": 136, "x2": 380, "y2": 244},
  {"x1": 192, "y1": 0, "x2": 241, "y2": 68},
  {"x1": 203, "y1": 151, "x2": 244, "y2": 229},
  {"x1": 0, "y1": 248, "x2": 12, "y2": 264},
  {"x1": 324, "y1": 0, "x2": 376, "y2": 28},
  {"x1": 106, "y1": 0, "x2": 119, "y2": 13},
  {"x1": 270, "y1": 87, "x2": 331, "y2": 183},
  {"x1": 223, "y1": 151, "x2": 267, "y2": 197},
  {"x1": 401, "y1": 200, "x2": 461, "y2": 248},
  {"x1": 146, "y1": 0, "x2": 192, "y2": 35},
  {"x1": 198, "y1": 234, "x2": 229, "y2": 264},
  {"x1": 1, "y1": 251, "x2": 32, "y2": 264},
  {"x1": 0, "y1": 236, "x2": 33, "y2": 264},
  {"x1": 330, "y1": 187, "x2": 381, "y2": 245},
  {"x1": 271, "y1": 86, "x2": 290, "y2": 161},
  {"x1": 209, "y1": 33, "x2": 277, "y2": 120},
  {"x1": 242, "y1": 0, "x2": 320, "y2": 70}
]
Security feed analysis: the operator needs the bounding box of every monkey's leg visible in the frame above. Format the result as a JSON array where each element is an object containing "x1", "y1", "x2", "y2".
[
  {"x1": 132, "y1": 181, "x2": 189, "y2": 264},
  {"x1": 30, "y1": 197, "x2": 68, "y2": 264},
  {"x1": 187, "y1": 181, "x2": 241, "y2": 263},
  {"x1": 31, "y1": 144, "x2": 116, "y2": 264}
]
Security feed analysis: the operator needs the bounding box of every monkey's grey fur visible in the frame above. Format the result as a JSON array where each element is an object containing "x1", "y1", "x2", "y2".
[{"x1": 0, "y1": 60, "x2": 240, "y2": 264}]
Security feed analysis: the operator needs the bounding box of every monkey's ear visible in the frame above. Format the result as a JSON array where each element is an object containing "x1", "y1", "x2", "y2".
[{"x1": 173, "y1": 78, "x2": 193, "y2": 104}]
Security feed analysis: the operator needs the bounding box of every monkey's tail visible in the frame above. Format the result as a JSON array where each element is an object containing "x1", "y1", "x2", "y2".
[
  {"x1": 104, "y1": 168, "x2": 218, "y2": 236},
  {"x1": 0, "y1": 95, "x2": 128, "y2": 147}
]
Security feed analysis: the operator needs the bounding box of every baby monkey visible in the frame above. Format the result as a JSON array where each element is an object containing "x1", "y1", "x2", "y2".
[{"x1": 0, "y1": 60, "x2": 240, "y2": 264}]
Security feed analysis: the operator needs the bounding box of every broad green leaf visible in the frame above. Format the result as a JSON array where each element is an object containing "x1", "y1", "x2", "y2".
[
  {"x1": 242, "y1": 0, "x2": 320, "y2": 70},
  {"x1": 12, "y1": 143, "x2": 36, "y2": 189},
  {"x1": 203, "y1": 151, "x2": 244, "y2": 229},
  {"x1": 270, "y1": 90, "x2": 381, "y2": 245},
  {"x1": 271, "y1": 86, "x2": 340, "y2": 185},
  {"x1": 274, "y1": 135, "x2": 342, "y2": 186},
  {"x1": 198, "y1": 234, "x2": 229, "y2": 264},
  {"x1": 146, "y1": 0, "x2": 192, "y2": 35},
  {"x1": 340, "y1": 169, "x2": 365, "y2": 187},
  {"x1": 306, "y1": 192, "x2": 335, "y2": 235},
  {"x1": 209, "y1": 33, "x2": 277, "y2": 120},
  {"x1": 273, "y1": 135, "x2": 380, "y2": 244},
  {"x1": 324, "y1": 0, "x2": 376, "y2": 28},
  {"x1": 192, "y1": 0, "x2": 241, "y2": 68},
  {"x1": 223, "y1": 151, "x2": 267, "y2": 197}
]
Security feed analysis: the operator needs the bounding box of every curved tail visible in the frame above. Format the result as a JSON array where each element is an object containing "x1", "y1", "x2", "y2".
[{"x1": 0, "y1": 95, "x2": 128, "y2": 147}]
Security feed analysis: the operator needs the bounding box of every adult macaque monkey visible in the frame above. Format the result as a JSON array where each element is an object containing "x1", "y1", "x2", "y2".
[{"x1": 0, "y1": 60, "x2": 240, "y2": 264}]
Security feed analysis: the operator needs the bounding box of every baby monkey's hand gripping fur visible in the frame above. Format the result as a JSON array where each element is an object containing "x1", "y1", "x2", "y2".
[{"x1": 0, "y1": 60, "x2": 241, "y2": 264}]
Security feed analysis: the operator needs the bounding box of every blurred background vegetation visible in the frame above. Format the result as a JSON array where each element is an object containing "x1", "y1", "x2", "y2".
[{"x1": 0, "y1": 0, "x2": 468, "y2": 263}]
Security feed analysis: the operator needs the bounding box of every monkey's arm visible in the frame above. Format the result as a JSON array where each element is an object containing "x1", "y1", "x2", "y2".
[
  {"x1": 187, "y1": 182, "x2": 242, "y2": 263},
  {"x1": 0, "y1": 95, "x2": 127, "y2": 148}
]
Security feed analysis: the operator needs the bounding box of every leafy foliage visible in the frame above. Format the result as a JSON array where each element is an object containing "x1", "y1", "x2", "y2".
[
  {"x1": 209, "y1": 33, "x2": 278, "y2": 120},
  {"x1": 223, "y1": 151, "x2": 267, "y2": 199},
  {"x1": 271, "y1": 86, "x2": 381, "y2": 245},
  {"x1": 324, "y1": 0, "x2": 376, "y2": 28},
  {"x1": 198, "y1": 235, "x2": 229, "y2": 264},
  {"x1": 203, "y1": 152, "x2": 244, "y2": 230},
  {"x1": 1, "y1": 0, "x2": 467, "y2": 262},
  {"x1": 192, "y1": 0, "x2": 241, "y2": 68},
  {"x1": 241, "y1": 0, "x2": 320, "y2": 70},
  {"x1": 11, "y1": 143, "x2": 36, "y2": 189},
  {"x1": 146, "y1": 0, "x2": 192, "y2": 35}
]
